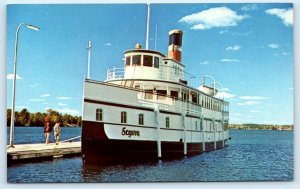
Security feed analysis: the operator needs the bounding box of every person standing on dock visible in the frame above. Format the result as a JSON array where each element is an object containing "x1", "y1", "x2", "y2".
[
  {"x1": 54, "y1": 123, "x2": 61, "y2": 145},
  {"x1": 44, "y1": 122, "x2": 52, "y2": 144}
]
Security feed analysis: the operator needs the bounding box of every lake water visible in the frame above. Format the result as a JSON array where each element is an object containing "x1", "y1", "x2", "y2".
[{"x1": 7, "y1": 127, "x2": 293, "y2": 182}]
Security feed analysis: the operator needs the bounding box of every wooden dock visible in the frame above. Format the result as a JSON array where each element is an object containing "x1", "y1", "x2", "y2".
[{"x1": 7, "y1": 141, "x2": 81, "y2": 163}]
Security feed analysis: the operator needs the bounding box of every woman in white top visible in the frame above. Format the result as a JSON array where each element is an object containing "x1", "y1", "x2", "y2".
[{"x1": 53, "y1": 123, "x2": 61, "y2": 145}]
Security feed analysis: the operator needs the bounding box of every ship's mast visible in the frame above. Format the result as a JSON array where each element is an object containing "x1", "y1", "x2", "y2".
[
  {"x1": 146, "y1": 2, "x2": 150, "y2": 50},
  {"x1": 87, "y1": 41, "x2": 92, "y2": 79},
  {"x1": 154, "y1": 24, "x2": 157, "y2": 50}
]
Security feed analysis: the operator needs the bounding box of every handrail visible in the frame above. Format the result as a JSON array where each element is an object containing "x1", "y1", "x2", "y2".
[
  {"x1": 107, "y1": 66, "x2": 124, "y2": 80},
  {"x1": 106, "y1": 65, "x2": 199, "y2": 87}
]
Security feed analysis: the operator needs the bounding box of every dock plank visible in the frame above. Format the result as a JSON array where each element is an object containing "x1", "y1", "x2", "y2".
[{"x1": 7, "y1": 142, "x2": 81, "y2": 162}]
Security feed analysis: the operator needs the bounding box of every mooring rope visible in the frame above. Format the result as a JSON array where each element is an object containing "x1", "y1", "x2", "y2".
[{"x1": 60, "y1": 136, "x2": 81, "y2": 143}]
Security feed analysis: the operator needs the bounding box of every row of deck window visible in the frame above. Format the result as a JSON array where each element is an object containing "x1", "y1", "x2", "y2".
[
  {"x1": 96, "y1": 109, "x2": 144, "y2": 125},
  {"x1": 126, "y1": 55, "x2": 160, "y2": 68},
  {"x1": 142, "y1": 89, "x2": 229, "y2": 112},
  {"x1": 95, "y1": 108, "x2": 227, "y2": 131}
]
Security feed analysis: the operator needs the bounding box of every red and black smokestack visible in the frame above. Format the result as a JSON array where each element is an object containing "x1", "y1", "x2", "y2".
[{"x1": 168, "y1": 29, "x2": 183, "y2": 62}]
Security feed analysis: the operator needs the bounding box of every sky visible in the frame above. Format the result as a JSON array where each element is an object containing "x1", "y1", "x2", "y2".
[{"x1": 6, "y1": 3, "x2": 293, "y2": 125}]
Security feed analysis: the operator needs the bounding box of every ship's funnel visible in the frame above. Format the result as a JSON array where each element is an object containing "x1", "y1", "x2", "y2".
[{"x1": 168, "y1": 29, "x2": 183, "y2": 62}]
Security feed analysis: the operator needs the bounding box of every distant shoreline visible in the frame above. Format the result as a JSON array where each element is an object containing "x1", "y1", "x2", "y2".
[
  {"x1": 8, "y1": 124, "x2": 293, "y2": 131},
  {"x1": 229, "y1": 124, "x2": 293, "y2": 131}
]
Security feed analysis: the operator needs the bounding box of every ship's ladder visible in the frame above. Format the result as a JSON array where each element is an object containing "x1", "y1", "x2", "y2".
[{"x1": 130, "y1": 64, "x2": 137, "y2": 88}]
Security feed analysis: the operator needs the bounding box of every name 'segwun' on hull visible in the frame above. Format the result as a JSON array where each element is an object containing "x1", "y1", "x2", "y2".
[{"x1": 81, "y1": 8, "x2": 229, "y2": 164}]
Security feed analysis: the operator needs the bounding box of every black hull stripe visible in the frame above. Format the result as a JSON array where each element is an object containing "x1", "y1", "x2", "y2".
[
  {"x1": 186, "y1": 114, "x2": 200, "y2": 119},
  {"x1": 82, "y1": 120, "x2": 225, "y2": 135},
  {"x1": 84, "y1": 98, "x2": 154, "y2": 111},
  {"x1": 159, "y1": 110, "x2": 181, "y2": 116}
]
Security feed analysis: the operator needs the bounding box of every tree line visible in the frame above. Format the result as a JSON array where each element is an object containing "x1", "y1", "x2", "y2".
[
  {"x1": 7, "y1": 108, "x2": 81, "y2": 127},
  {"x1": 229, "y1": 123, "x2": 293, "y2": 131}
]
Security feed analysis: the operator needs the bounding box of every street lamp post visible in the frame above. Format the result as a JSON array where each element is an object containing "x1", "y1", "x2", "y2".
[{"x1": 9, "y1": 23, "x2": 40, "y2": 148}]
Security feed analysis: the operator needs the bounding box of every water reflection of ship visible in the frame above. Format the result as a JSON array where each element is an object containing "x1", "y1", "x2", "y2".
[{"x1": 81, "y1": 4, "x2": 230, "y2": 164}]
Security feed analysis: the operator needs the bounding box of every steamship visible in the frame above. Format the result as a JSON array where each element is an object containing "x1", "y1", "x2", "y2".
[{"x1": 81, "y1": 7, "x2": 229, "y2": 164}]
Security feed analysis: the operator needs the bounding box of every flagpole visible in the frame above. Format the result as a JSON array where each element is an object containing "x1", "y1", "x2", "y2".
[{"x1": 146, "y1": 1, "x2": 150, "y2": 50}]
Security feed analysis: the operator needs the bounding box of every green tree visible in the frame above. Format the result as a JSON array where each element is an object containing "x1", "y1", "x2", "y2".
[
  {"x1": 29, "y1": 112, "x2": 45, "y2": 126},
  {"x1": 17, "y1": 108, "x2": 30, "y2": 126},
  {"x1": 62, "y1": 114, "x2": 73, "y2": 126},
  {"x1": 76, "y1": 116, "x2": 82, "y2": 126},
  {"x1": 46, "y1": 109, "x2": 61, "y2": 126},
  {"x1": 7, "y1": 108, "x2": 81, "y2": 127}
]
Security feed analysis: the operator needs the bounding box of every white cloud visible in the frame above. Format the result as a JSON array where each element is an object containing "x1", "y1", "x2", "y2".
[
  {"x1": 219, "y1": 30, "x2": 228, "y2": 34},
  {"x1": 237, "y1": 96, "x2": 268, "y2": 106},
  {"x1": 215, "y1": 91, "x2": 235, "y2": 99},
  {"x1": 7, "y1": 74, "x2": 22, "y2": 80},
  {"x1": 40, "y1": 94, "x2": 50, "y2": 97},
  {"x1": 223, "y1": 88, "x2": 230, "y2": 91},
  {"x1": 56, "y1": 108, "x2": 80, "y2": 116},
  {"x1": 239, "y1": 96, "x2": 269, "y2": 100},
  {"x1": 104, "y1": 43, "x2": 112, "y2": 46},
  {"x1": 266, "y1": 8, "x2": 293, "y2": 27},
  {"x1": 30, "y1": 83, "x2": 39, "y2": 88},
  {"x1": 234, "y1": 113, "x2": 243, "y2": 116},
  {"x1": 233, "y1": 113, "x2": 254, "y2": 119},
  {"x1": 282, "y1": 52, "x2": 291, "y2": 56},
  {"x1": 220, "y1": 58, "x2": 239, "y2": 62},
  {"x1": 237, "y1": 101, "x2": 260, "y2": 106},
  {"x1": 179, "y1": 7, "x2": 249, "y2": 30},
  {"x1": 241, "y1": 4, "x2": 259, "y2": 11},
  {"x1": 268, "y1": 43, "x2": 279, "y2": 49},
  {"x1": 231, "y1": 31, "x2": 253, "y2": 37},
  {"x1": 58, "y1": 103, "x2": 67, "y2": 106},
  {"x1": 29, "y1": 98, "x2": 45, "y2": 102},
  {"x1": 200, "y1": 61, "x2": 209, "y2": 65},
  {"x1": 56, "y1": 97, "x2": 72, "y2": 100},
  {"x1": 250, "y1": 110, "x2": 260, "y2": 113},
  {"x1": 225, "y1": 45, "x2": 241, "y2": 51}
]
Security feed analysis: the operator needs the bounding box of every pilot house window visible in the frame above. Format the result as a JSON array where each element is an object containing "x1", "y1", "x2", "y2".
[
  {"x1": 121, "y1": 111, "x2": 127, "y2": 123},
  {"x1": 96, "y1": 108, "x2": 103, "y2": 121},
  {"x1": 125, "y1": 56, "x2": 131, "y2": 66},
  {"x1": 154, "y1": 57, "x2": 159, "y2": 68},
  {"x1": 132, "y1": 55, "x2": 141, "y2": 66},
  {"x1": 143, "y1": 55, "x2": 153, "y2": 67}
]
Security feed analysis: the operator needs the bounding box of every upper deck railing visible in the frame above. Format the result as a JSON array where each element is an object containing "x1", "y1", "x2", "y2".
[
  {"x1": 107, "y1": 66, "x2": 124, "y2": 80},
  {"x1": 106, "y1": 65, "x2": 199, "y2": 88}
]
